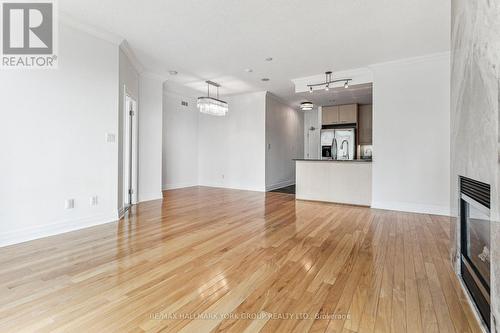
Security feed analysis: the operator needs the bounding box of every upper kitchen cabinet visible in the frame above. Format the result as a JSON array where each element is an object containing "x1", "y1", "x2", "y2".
[
  {"x1": 322, "y1": 106, "x2": 339, "y2": 125},
  {"x1": 322, "y1": 104, "x2": 358, "y2": 125},
  {"x1": 339, "y1": 104, "x2": 357, "y2": 124},
  {"x1": 358, "y1": 104, "x2": 373, "y2": 145}
]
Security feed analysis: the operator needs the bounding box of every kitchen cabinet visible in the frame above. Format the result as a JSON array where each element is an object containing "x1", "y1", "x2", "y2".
[
  {"x1": 322, "y1": 104, "x2": 358, "y2": 125},
  {"x1": 339, "y1": 104, "x2": 358, "y2": 124},
  {"x1": 322, "y1": 106, "x2": 339, "y2": 125},
  {"x1": 358, "y1": 104, "x2": 373, "y2": 145}
]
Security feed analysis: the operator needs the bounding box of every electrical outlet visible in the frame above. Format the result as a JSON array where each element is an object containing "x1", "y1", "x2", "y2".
[
  {"x1": 91, "y1": 196, "x2": 98, "y2": 206},
  {"x1": 65, "y1": 199, "x2": 75, "y2": 209}
]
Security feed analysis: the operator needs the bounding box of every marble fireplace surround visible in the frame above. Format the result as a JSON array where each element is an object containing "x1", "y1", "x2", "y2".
[{"x1": 451, "y1": 0, "x2": 500, "y2": 332}]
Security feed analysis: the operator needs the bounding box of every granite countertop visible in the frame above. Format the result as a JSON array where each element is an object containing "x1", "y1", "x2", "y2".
[{"x1": 294, "y1": 158, "x2": 372, "y2": 163}]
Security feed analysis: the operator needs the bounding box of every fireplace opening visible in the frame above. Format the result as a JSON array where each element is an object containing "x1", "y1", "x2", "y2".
[{"x1": 460, "y1": 176, "x2": 491, "y2": 331}]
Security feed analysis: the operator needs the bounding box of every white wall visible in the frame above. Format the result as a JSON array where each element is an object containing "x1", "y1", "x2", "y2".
[
  {"x1": 0, "y1": 24, "x2": 119, "y2": 246},
  {"x1": 371, "y1": 53, "x2": 451, "y2": 215},
  {"x1": 198, "y1": 91, "x2": 266, "y2": 191},
  {"x1": 162, "y1": 83, "x2": 199, "y2": 190},
  {"x1": 265, "y1": 94, "x2": 304, "y2": 190},
  {"x1": 138, "y1": 75, "x2": 164, "y2": 202}
]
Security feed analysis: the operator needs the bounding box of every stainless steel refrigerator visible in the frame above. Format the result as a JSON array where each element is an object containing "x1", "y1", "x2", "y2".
[{"x1": 320, "y1": 128, "x2": 355, "y2": 160}]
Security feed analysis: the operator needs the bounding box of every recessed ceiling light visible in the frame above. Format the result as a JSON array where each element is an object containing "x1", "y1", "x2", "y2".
[
  {"x1": 245, "y1": 68, "x2": 253, "y2": 73},
  {"x1": 261, "y1": 78, "x2": 270, "y2": 82},
  {"x1": 265, "y1": 57, "x2": 273, "y2": 62},
  {"x1": 168, "y1": 70, "x2": 178, "y2": 75}
]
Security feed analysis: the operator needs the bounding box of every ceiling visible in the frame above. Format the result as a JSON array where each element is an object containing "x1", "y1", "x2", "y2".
[
  {"x1": 299, "y1": 83, "x2": 373, "y2": 110},
  {"x1": 60, "y1": 0, "x2": 450, "y2": 108}
]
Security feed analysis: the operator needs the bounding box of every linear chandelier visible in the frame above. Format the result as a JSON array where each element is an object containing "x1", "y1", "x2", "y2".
[
  {"x1": 197, "y1": 81, "x2": 228, "y2": 116},
  {"x1": 307, "y1": 71, "x2": 352, "y2": 93}
]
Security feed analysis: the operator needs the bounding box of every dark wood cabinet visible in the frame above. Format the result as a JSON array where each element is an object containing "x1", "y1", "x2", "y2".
[{"x1": 358, "y1": 104, "x2": 372, "y2": 145}]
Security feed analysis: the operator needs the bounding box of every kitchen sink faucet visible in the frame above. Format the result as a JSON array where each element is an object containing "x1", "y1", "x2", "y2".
[{"x1": 340, "y1": 140, "x2": 349, "y2": 159}]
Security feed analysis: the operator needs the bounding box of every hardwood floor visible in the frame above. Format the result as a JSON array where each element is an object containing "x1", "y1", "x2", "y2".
[{"x1": 0, "y1": 187, "x2": 482, "y2": 333}]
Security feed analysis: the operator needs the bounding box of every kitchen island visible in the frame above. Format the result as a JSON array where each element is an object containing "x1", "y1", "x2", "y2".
[{"x1": 295, "y1": 159, "x2": 372, "y2": 206}]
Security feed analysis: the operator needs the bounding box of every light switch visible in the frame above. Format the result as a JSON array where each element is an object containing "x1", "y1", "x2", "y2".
[
  {"x1": 65, "y1": 199, "x2": 75, "y2": 209},
  {"x1": 106, "y1": 133, "x2": 116, "y2": 143}
]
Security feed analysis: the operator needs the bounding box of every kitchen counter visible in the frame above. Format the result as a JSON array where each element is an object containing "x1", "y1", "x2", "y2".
[
  {"x1": 294, "y1": 159, "x2": 372, "y2": 163},
  {"x1": 295, "y1": 159, "x2": 372, "y2": 206}
]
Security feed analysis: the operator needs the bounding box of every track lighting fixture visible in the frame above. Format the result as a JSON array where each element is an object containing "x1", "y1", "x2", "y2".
[{"x1": 307, "y1": 71, "x2": 352, "y2": 93}]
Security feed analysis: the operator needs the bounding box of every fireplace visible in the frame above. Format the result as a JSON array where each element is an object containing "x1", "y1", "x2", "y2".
[{"x1": 460, "y1": 176, "x2": 491, "y2": 330}]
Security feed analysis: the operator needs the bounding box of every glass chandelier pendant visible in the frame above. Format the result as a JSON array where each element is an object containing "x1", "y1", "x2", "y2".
[{"x1": 197, "y1": 81, "x2": 228, "y2": 116}]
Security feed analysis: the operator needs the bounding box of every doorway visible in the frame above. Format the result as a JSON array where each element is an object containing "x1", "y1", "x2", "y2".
[{"x1": 123, "y1": 93, "x2": 138, "y2": 214}]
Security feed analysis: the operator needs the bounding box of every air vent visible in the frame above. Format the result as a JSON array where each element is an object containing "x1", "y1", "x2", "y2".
[
  {"x1": 460, "y1": 176, "x2": 490, "y2": 209},
  {"x1": 181, "y1": 101, "x2": 188, "y2": 107}
]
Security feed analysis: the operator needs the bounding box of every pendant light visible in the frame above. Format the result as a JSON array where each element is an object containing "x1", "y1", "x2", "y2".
[
  {"x1": 197, "y1": 81, "x2": 228, "y2": 116},
  {"x1": 300, "y1": 101, "x2": 314, "y2": 111}
]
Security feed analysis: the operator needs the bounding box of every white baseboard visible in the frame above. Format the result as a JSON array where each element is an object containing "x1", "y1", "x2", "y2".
[
  {"x1": 198, "y1": 182, "x2": 265, "y2": 193},
  {"x1": 0, "y1": 212, "x2": 119, "y2": 248},
  {"x1": 266, "y1": 180, "x2": 295, "y2": 192},
  {"x1": 118, "y1": 207, "x2": 125, "y2": 219},
  {"x1": 371, "y1": 201, "x2": 451, "y2": 216},
  {"x1": 162, "y1": 182, "x2": 198, "y2": 190},
  {"x1": 138, "y1": 192, "x2": 164, "y2": 203}
]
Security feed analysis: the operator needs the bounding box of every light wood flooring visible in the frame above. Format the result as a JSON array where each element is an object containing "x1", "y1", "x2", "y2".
[{"x1": 0, "y1": 187, "x2": 482, "y2": 332}]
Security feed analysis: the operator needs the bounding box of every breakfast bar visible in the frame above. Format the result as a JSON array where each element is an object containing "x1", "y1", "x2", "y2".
[{"x1": 295, "y1": 159, "x2": 372, "y2": 206}]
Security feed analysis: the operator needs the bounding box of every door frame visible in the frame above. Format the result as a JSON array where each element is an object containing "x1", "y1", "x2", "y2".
[{"x1": 123, "y1": 87, "x2": 138, "y2": 213}]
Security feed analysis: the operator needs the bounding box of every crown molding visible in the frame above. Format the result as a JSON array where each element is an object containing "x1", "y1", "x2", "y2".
[
  {"x1": 60, "y1": 12, "x2": 124, "y2": 45},
  {"x1": 120, "y1": 43, "x2": 169, "y2": 82},
  {"x1": 60, "y1": 13, "x2": 170, "y2": 83},
  {"x1": 368, "y1": 51, "x2": 451, "y2": 69},
  {"x1": 119, "y1": 40, "x2": 145, "y2": 75}
]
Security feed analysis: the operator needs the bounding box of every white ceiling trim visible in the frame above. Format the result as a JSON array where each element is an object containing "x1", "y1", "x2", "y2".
[
  {"x1": 60, "y1": 12, "x2": 124, "y2": 45},
  {"x1": 119, "y1": 40, "x2": 144, "y2": 74},
  {"x1": 367, "y1": 51, "x2": 450, "y2": 69},
  {"x1": 61, "y1": 13, "x2": 170, "y2": 82},
  {"x1": 292, "y1": 67, "x2": 374, "y2": 94},
  {"x1": 121, "y1": 41, "x2": 169, "y2": 82}
]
